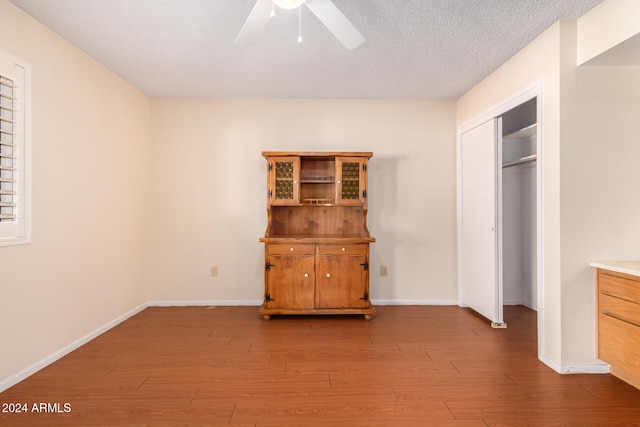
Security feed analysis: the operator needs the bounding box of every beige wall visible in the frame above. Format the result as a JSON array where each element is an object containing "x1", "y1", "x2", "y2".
[
  {"x1": 577, "y1": 0, "x2": 640, "y2": 65},
  {"x1": 3, "y1": 0, "x2": 637, "y2": 390},
  {"x1": 148, "y1": 98, "x2": 459, "y2": 304},
  {"x1": 0, "y1": 1, "x2": 150, "y2": 387},
  {"x1": 563, "y1": 65, "x2": 640, "y2": 362},
  {"x1": 0, "y1": 0, "x2": 459, "y2": 389},
  {"x1": 457, "y1": 21, "x2": 566, "y2": 367}
]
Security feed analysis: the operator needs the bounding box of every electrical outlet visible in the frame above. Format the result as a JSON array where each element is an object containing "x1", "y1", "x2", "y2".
[
  {"x1": 210, "y1": 266, "x2": 219, "y2": 277},
  {"x1": 380, "y1": 265, "x2": 388, "y2": 277}
]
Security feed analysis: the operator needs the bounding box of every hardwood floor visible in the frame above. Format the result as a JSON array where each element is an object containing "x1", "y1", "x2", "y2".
[{"x1": 2, "y1": 305, "x2": 640, "y2": 426}]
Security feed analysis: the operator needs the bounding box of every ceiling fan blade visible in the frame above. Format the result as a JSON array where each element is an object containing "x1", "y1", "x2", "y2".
[
  {"x1": 304, "y1": 0, "x2": 365, "y2": 50},
  {"x1": 235, "y1": 0, "x2": 273, "y2": 46}
]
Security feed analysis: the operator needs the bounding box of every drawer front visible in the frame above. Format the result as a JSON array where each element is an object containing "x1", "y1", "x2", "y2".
[
  {"x1": 267, "y1": 244, "x2": 316, "y2": 256},
  {"x1": 599, "y1": 271, "x2": 640, "y2": 304},
  {"x1": 317, "y1": 244, "x2": 368, "y2": 256},
  {"x1": 599, "y1": 293, "x2": 640, "y2": 327},
  {"x1": 598, "y1": 313, "x2": 640, "y2": 380}
]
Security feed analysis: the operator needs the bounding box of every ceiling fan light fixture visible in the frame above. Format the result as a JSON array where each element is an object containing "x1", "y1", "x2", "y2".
[
  {"x1": 273, "y1": 0, "x2": 306, "y2": 10},
  {"x1": 236, "y1": 0, "x2": 364, "y2": 50}
]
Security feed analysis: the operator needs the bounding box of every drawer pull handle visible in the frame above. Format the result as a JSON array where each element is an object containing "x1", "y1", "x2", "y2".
[
  {"x1": 304, "y1": 273, "x2": 309, "y2": 278},
  {"x1": 326, "y1": 273, "x2": 331, "y2": 278},
  {"x1": 290, "y1": 247, "x2": 294, "y2": 251},
  {"x1": 341, "y1": 247, "x2": 346, "y2": 251}
]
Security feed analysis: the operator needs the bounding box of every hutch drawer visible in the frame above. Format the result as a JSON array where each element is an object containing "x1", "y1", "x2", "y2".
[
  {"x1": 317, "y1": 244, "x2": 367, "y2": 255},
  {"x1": 266, "y1": 243, "x2": 316, "y2": 255}
]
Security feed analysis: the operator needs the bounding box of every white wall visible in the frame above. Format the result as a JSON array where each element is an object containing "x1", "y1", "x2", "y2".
[
  {"x1": 0, "y1": 1, "x2": 150, "y2": 388},
  {"x1": 148, "y1": 98, "x2": 459, "y2": 305}
]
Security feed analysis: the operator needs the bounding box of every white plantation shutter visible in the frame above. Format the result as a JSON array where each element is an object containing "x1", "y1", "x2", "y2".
[
  {"x1": 0, "y1": 52, "x2": 30, "y2": 246},
  {"x1": 0, "y1": 75, "x2": 17, "y2": 220}
]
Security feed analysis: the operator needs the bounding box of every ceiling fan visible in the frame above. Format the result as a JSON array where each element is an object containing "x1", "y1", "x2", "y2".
[{"x1": 235, "y1": 0, "x2": 365, "y2": 50}]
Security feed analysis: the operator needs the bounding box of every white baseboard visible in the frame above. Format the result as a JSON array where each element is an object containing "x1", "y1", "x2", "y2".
[
  {"x1": 148, "y1": 300, "x2": 263, "y2": 307},
  {"x1": 372, "y1": 299, "x2": 459, "y2": 306},
  {"x1": 150, "y1": 299, "x2": 459, "y2": 307},
  {"x1": 539, "y1": 354, "x2": 610, "y2": 374},
  {"x1": 0, "y1": 302, "x2": 148, "y2": 393}
]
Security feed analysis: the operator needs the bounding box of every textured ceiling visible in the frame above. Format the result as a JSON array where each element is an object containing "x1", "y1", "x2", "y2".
[{"x1": 9, "y1": 0, "x2": 604, "y2": 98}]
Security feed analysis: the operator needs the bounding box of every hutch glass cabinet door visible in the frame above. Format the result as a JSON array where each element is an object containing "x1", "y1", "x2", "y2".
[
  {"x1": 268, "y1": 157, "x2": 300, "y2": 205},
  {"x1": 336, "y1": 157, "x2": 367, "y2": 205}
]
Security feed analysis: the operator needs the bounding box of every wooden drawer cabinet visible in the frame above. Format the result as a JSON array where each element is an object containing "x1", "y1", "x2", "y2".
[
  {"x1": 259, "y1": 152, "x2": 375, "y2": 320},
  {"x1": 596, "y1": 268, "x2": 640, "y2": 389}
]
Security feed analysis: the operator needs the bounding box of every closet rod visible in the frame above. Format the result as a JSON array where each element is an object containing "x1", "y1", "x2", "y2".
[{"x1": 502, "y1": 154, "x2": 537, "y2": 169}]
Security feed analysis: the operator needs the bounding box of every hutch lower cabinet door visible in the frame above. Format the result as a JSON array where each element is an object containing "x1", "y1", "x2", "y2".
[
  {"x1": 265, "y1": 254, "x2": 315, "y2": 310},
  {"x1": 316, "y1": 244, "x2": 369, "y2": 309}
]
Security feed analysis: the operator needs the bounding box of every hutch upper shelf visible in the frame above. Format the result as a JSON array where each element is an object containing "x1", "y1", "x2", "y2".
[
  {"x1": 261, "y1": 152, "x2": 374, "y2": 243},
  {"x1": 263, "y1": 151, "x2": 372, "y2": 207}
]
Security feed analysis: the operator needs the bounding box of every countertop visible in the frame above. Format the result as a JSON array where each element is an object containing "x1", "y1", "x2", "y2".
[{"x1": 590, "y1": 261, "x2": 640, "y2": 277}]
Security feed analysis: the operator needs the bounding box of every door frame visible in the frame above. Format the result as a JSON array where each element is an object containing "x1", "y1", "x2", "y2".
[{"x1": 457, "y1": 80, "x2": 543, "y2": 359}]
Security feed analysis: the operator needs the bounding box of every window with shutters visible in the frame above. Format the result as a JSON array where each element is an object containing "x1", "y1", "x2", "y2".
[{"x1": 0, "y1": 52, "x2": 31, "y2": 246}]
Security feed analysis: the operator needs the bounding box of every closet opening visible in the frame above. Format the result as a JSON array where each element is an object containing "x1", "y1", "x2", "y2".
[
  {"x1": 459, "y1": 85, "x2": 542, "y2": 357},
  {"x1": 459, "y1": 94, "x2": 539, "y2": 331},
  {"x1": 501, "y1": 98, "x2": 537, "y2": 313}
]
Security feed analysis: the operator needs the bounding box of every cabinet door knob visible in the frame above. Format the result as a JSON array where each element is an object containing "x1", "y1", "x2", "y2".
[
  {"x1": 290, "y1": 247, "x2": 294, "y2": 251},
  {"x1": 341, "y1": 247, "x2": 346, "y2": 251},
  {"x1": 304, "y1": 273, "x2": 309, "y2": 278},
  {"x1": 326, "y1": 273, "x2": 331, "y2": 278}
]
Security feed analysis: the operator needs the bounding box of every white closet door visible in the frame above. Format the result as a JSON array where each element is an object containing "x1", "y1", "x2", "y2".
[{"x1": 461, "y1": 118, "x2": 504, "y2": 326}]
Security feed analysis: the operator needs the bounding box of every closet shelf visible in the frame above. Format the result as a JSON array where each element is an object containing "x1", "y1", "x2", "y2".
[
  {"x1": 502, "y1": 154, "x2": 537, "y2": 169},
  {"x1": 503, "y1": 123, "x2": 537, "y2": 140}
]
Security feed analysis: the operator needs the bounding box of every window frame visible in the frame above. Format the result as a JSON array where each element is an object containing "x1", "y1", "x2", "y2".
[{"x1": 0, "y1": 50, "x2": 31, "y2": 247}]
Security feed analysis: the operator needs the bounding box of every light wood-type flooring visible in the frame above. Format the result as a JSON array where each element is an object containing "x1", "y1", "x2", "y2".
[{"x1": 2, "y1": 305, "x2": 640, "y2": 426}]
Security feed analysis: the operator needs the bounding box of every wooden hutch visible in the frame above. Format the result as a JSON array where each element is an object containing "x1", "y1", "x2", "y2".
[{"x1": 259, "y1": 152, "x2": 375, "y2": 320}]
